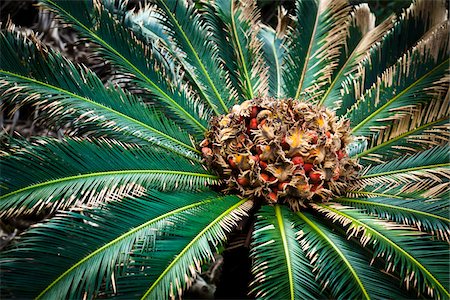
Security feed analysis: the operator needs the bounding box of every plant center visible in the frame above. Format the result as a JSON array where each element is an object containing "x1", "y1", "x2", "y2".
[{"x1": 201, "y1": 98, "x2": 360, "y2": 211}]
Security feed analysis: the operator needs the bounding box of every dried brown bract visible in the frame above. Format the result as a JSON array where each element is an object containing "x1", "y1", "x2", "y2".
[{"x1": 202, "y1": 98, "x2": 360, "y2": 211}]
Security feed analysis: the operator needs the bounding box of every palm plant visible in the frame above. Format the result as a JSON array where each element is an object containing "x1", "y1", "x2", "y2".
[{"x1": 1, "y1": 0, "x2": 449, "y2": 299}]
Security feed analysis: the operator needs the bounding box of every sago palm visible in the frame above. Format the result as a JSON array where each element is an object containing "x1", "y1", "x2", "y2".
[{"x1": 1, "y1": 0, "x2": 449, "y2": 299}]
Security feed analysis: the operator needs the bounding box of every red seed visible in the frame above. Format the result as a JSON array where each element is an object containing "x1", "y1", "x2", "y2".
[
  {"x1": 268, "y1": 192, "x2": 278, "y2": 202},
  {"x1": 249, "y1": 118, "x2": 258, "y2": 129},
  {"x1": 272, "y1": 187, "x2": 279, "y2": 193},
  {"x1": 251, "y1": 106, "x2": 259, "y2": 118},
  {"x1": 201, "y1": 147, "x2": 212, "y2": 156},
  {"x1": 332, "y1": 173, "x2": 340, "y2": 180},
  {"x1": 310, "y1": 184, "x2": 320, "y2": 192},
  {"x1": 259, "y1": 161, "x2": 268, "y2": 169},
  {"x1": 228, "y1": 158, "x2": 236, "y2": 168},
  {"x1": 303, "y1": 163, "x2": 314, "y2": 172},
  {"x1": 278, "y1": 182, "x2": 288, "y2": 190},
  {"x1": 311, "y1": 135, "x2": 318, "y2": 144},
  {"x1": 325, "y1": 131, "x2": 331, "y2": 138},
  {"x1": 292, "y1": 156, "x2": 304, "y2": 165},
  {"x1": 309, "y1": 171, "x2": 322, "y2": 183},
  {"x1": 260, "y1": 119, "x2": 267, "y2": 126},
  {"x1": 260, "y1": 173, "x2": 270, "y2": 182},
  {"x1": 336, "y1": 150, "x2": 345, "y2": 160},
  {"x1": 269, "y1": 176, "x2": 277, "y2": 182},
  {"x1": 237, "y1": 177, "x2": 249, "y2": 186},
  {"x1": 250, "y1": 155, "x2": 260, "y2": 162}
]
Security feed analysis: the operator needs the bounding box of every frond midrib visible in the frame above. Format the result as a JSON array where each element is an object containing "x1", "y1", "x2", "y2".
[
  {"x1": 318, "y1": 204, "x2": 450, "y2": 298},
  {"x1": 344, "y1": 191, "x2": 406, "y2": 199},
  {"x1": 274, "y1": 205, "x2": 294, "y2": 300},
  {"x1": 140, "y1": 198, "x2": 247, "y2": 299},
  {"x1": 45, "y1": 0, "x2": 206, "y2": 132},
  {"x1": 355, "y1": 117, "x2": 449, "y2": 158},
  {"x1": 360, "y1": 163, "x2": 450, "y2": 178},
  {"x1": 35, "y1": 200, "x2": 211, "y2": 299},
  {"x1": 351, "y1": 58, "x2": 450, "y2": 133},
  {"x1": 158, "y1": 1, "x2": 228, "y2": 113},
  {"x1": 296, "y1": 211, "x2": 370, "y2": 300},
  {"x1": 269, "y1": 37, "x2": 282, "y2": 98},
  {"x1": 0, "y1": 70, "x2": 201, "y2": 160},
  {"x1": 334, "y1": 198, "x2": 450, "y2": 223},
  {"x1": 230, "y1": 0, "x2": 253, "y2": 99},
  {"x1": 0, "y1": 170, "x2": 218, "y2": 200},
  {"x1": 294, "y1": 6, "x2": 320, "y2": 100}
]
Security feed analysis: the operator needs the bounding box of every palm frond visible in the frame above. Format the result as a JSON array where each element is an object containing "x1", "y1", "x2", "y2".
[
  {"x1": 334, "y1": 197, "x2": 449, "y2": 241},
  {"x1": 258, "y1": 25, "x2": 285, "y2": 99},
  {"x1": 297, "y1": 211, "x2": 409, "y2": 300},
  {"x1": 40, "y1": 0, "x2": 207, "y2": 134},
  {"x1": 0, "y1": 138, "x2": 217, "y2": 218},
  {"x1": 338, "y1": 0, "x2": 448, "y2": 114},
  {"x1": 319, "y1": 4, "x2": 394, "y2": 109},
  {"x1": 250, "y1": 205, "x2": 320, "y2": 300},
  {"x1": 0, "y1": 30, "x2": 200, "y2": 160},
  {"x1": 152, "y1": 0, "x2": 233, "y2": 114},
  {"x1": 0, "y1": 191, "x2": 247, "y2": 299},
  {"x1": 349, "y1": 146, "x2": 450, "y2": 199},
  {"x1": 283, "y1": 0, "x2": 350, "y2": 102},
  {"x1": 346, "y1": 22, "x2": 449, "y2": 160},
  {"x1": 213, "y1": 0, "x2": 267, "y2": 100},
  {"x1": 314, "y1": 203, "x2": 450, "y2": 299},
  {"x1": 354, "y1": 91, "x2": 449, "y2": 163},
  {"x1": 114, "y1": 199, "x2": 252, "y2": 299}
]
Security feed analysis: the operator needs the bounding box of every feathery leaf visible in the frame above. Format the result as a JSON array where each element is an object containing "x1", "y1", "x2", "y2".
[
  {"x1": 250, "y1": 205, "x2": 320, "y2": 300},
  {"x1": 0, "y1": 138, "x2": 217, "y2": 218}
]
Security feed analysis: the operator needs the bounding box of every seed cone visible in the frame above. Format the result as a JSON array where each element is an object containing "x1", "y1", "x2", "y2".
[{"x1": 202, "y1": 98, "x2": 360, "y2": 211}]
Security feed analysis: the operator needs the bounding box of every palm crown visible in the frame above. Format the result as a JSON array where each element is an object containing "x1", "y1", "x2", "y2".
[{"x1": 1, "y1": 0, "x2": 449, "y2": 299}]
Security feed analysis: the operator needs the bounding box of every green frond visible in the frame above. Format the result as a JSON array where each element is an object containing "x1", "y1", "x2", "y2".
[
  {"x1": 284, "y1": 0, "x2": 350, "y2": 102},
  {"x1": 258, "y1": 25, "x2": 285, "y2": 99},
  {"x1": 334, "y1": 197, "x2": 450, "y2": 241},
  {"x1": 0, "y1": 191, "x2": 245, "y2": 299},
  {"x1": 0, "y1": 138, "x2": 217, "y2": 218},
  {"x1": 297, "y1": 211, "x2": 409, "y2": 300},
  {"x1": 349, "y1": 146, "x2": 450, "y2": 199},
  {"x1": 213, "y1": 0, "x2": 267, "y2": 100},
  {"x1": 314, "y1": 203, "x2": 450, "y2": 299},
  {"x1": 250, "y1": 205, "x2": 321, "y2": 300},
  {"x1": 338, "y1": 0, "x2": 448, "y2": 114},
  {"x1": 354, "y1": 92, "x2": 449, "y2": 163},
  {"x1": 126, "y1": 197, "x2": 252, "y2": 299},
  {"x1": 347, "y1": 22, "x2": 449, "y2": 153},
  {"x1": 152, "y1": 0, "x2": 232, "y2": 114},
  {"x1": 113, "y1": 198, "x2": 252, "y2": 299},
  {"x1": 0, "y1": 30, "x2": 200, "y2": 160},
  {"x1": 40, "y1": 0, "x2": 207, "y2": 134},
  {"x1": 319, "y1": 4, "x2": 394, "y2": 109}
]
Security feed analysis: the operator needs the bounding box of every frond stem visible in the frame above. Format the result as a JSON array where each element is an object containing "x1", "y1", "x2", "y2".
[
  {"x1": 317, "y1": 203, "x2": 450, "y2": 298},
  {"x1": 0, "y1": 170, "x2": 218, "y2": 201},
  {"x1": 46, "y1": 0, "x2": 207, "y2": 132},
  {"x1": 355, "y1": 117, "x2": 448, "y2": 158},
  {"x1": 351, "y1": 59, "x2": 449, "y2": 133},
  {"x1": 159, "y1": 1, "x2": 228, "y2": 114},
  {"x1": 294, "y1": 8, "x2": 320, "y2": 100},
  {"x1": 140, "y1": 198, "x2": 247, "y2": 299},
  {"x1": 296, "y1": 211, "x2": 370, "y2": 300},
  {"x1": 360, "y1": 163, "x2": 450, "y2": 179},
  {"x1": 274, "y1": 205, "x2": 294, "y2": 300},
  {"x1": 334, "y1": 198, "x2": 450, "y2": 223},
  {"x1": 0, "y1": 70, "x2": 202, "y2": 160},
  {"x1": 35, "y1": 199, "x2": 211, "y2": 299},
  {"x1": 230, "y1": 0, "x2": 254, "y2": 99}
]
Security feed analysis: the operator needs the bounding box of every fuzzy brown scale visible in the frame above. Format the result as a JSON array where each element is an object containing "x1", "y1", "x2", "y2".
[{"x1": 201, "y1": 98, "x2": 360, "y2": 211}]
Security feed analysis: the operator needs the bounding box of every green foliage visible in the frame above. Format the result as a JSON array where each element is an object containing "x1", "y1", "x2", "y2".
[{"x1": 1, "y1": 0, "x2": 448, "y2": 299}]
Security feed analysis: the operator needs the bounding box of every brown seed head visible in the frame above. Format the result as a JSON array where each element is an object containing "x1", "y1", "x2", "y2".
[{"x1": 201, "y1": 98, "x2": 360, "y2": 210}]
